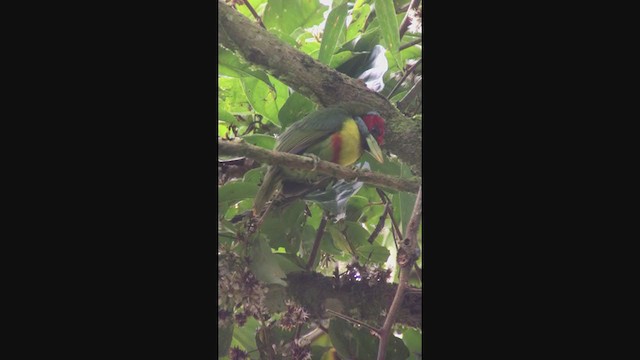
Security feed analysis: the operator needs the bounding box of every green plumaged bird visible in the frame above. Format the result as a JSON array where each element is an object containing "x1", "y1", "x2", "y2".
[{"x1": 253, "y1": 102, "x2": 386, "y2": 216}]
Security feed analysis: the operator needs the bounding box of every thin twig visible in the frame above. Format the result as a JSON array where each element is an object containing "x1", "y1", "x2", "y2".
[
  {"x1": 376, "y1": 187, "x2": 422, "y2": 360},
  {"x1": 219, "y1": 139, "x2": 421, "y2": 193},
  {"x1": 367, "y1": 203, "x2": 390, "y2": 244},
  {"x1": 241, "y1": 0, "x2": 266, "y2": 29},
  {"x1": 325, "y1": 309, "x2": 380, "y2": 335},
  {"x1": 399, "y1": 0, "x2": 421, "y2": 40},
  {"x1": 397, "y1": 78, "x2": 422, "y2": 113},
  {"x1": 306, "y1": 212, "x2": 328, "y2": 271},
  {"x1": 399, "y1": 37, "x2": 422, "y2": 51},
  {"x1": 376, "y1": 189, "x2": 402, "y2": 249},
  {"x1": 413, "y1": 263, "x2": 422, "y2": 283},
  {"x1": 387, "y1": 58, "x2": 423, "y2": 99}
]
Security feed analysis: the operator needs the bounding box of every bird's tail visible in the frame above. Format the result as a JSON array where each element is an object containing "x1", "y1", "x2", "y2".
[{"x1": 253, "y1": 166, "x2": 283, "y2": 217}]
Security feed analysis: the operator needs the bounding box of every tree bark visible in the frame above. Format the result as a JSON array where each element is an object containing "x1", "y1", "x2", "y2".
[
  {"x1": 219, "y1": 139, "x2": 421, "y2": 193},
  {"x1": 218, "y1": 0, "x2": 422, "y2": 175}
]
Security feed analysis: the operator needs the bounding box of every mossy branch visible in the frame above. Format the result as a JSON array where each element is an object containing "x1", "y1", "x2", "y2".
[{"x1": 219, "y1": 139, "x2": 421, "y2": 194}]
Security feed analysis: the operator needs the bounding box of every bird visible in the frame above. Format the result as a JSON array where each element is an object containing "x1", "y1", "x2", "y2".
[{"x1": 253, "y1": 102, "x2": 386, "y2": 217}]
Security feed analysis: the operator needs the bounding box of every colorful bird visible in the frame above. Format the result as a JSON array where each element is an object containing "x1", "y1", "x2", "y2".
[{"x1": 253, "y1": 102, "x2": 386, "y2": 216}]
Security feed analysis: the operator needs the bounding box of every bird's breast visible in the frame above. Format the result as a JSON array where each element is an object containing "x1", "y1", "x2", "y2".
[{"x1": 333, "y1": 118, "x2": 362, "y2": 166}]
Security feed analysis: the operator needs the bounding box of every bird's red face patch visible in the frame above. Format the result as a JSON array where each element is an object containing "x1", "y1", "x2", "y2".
[{"x1": 363, "y1": 112, "x2": 386, "y2": 146}]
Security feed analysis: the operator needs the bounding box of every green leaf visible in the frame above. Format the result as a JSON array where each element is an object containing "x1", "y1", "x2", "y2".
[
  {"x1": 393, "y1": 163, "x2": 417, "y2": 234},
  {"x1": 260, "y1": 200, "x2": 306, "y2": 252},
  {"x1": 241, "y1": 134, "x2": 276, "y2": 149},
  {"x1": 235, "y1": 0, "x2": 268, "y2": 20},
  {"x1": 218, "y1": 323, "x2": 234, "y2": 357},
  {"x1": 263, "y1": 0, "x2": 327, "y2": 37},
  {"x1": 219, "y1": 77, "x2": 252, "y2": 115},
  {"x1": 249, "y1": 236, "x2": 287, "y2": 286},
  {"x1": 241, "y1": 77, "x2": 281, "y2": 126},
  {"x1": 356, "y1": 244, "x2": 390, "y2": 264},
  {"x1": 218, "y1": 182, "x2": 259, "y2": 204},
  {"x1": 218, "y1": 46, "x2": 274, "y2": 89},
  {"x1": 278, "y1": 91, "x2": 317, "y2": 130},
  {"x1": 374, "y1": 0, "x2": 403, "y2": 70},
  {"x1": 329, "y1": 318, "x2": 378, "y2": 360},
  {"x1": 269, "y1": 74, "x2": 290, "y2": 109},
  {"x1": 345, "y1": 3, "x2": 371, "y2": 43},
  {"x1": 231, "y1": 317, "x2": 259, "y2": 358},
  {"x1": 240, "y1": 78, "x2": 280, "y2": 126},
  {"x1": 402, "y1": 328, "x2": 422, "y2": 360},
  {"x1": 218, "y1": 105, "x2": 239, "y2": 126},
  {"x1": 386, "y1": 335, "x2": 411, "y2": 360},
  {"x1": 343, "y1": 220, "x2": 371, "y2": 249},
  {"x1": 263, "y1": 284, "x2": 288, "y2": 312},
  {"x1": 243, "y1": 167, "x2": 265, "y2": 184},
  {"x1": 274, "y1": 253, "x2": 305, "y2": 274},
  {"x1": 318, "y1": 2, "x2": 348, "y2": 65}
]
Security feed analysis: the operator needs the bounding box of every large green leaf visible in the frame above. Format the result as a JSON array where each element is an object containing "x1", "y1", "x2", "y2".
[
  {"x1": 345, "y1": 3, "x2": 371, "y2": 43},
  {"x1": 241, "y1": 77, "x2": 281, "y2": 126},
  {"x1": 249, "y1": 236, "x2": 287, "y2": 286},
  {"x1": 356, "y1": 244, "x2": 390, "y2": 264},
  {"x1": 218, "y1": 46, "x2": 274, "y2": 89},
  {"x1": 218, "y1": 105, "x2": 239, "y2": 126},
  {"x1": 278, "y1": 91, "x2": 316, "y2": 130},
  {"x1": 402, "y1": 328, "x2": 423, "y2": 360},
  {"x1": 374, "y1": 0, "x2": 402, "y2": 70},
  {"x1": 318, "y1": 2, "x2": 348, "y2": 65},
  {"x1": 241, "y1": 134, "x2": 276, "y2": 149},
  {"x1": 219, "y1": 77, "x2": 252, "y2": 115},
  {"x1": 329, "y1": 318, "x2": 378, "y2": 360},
  {"x1": 231, "y1": 317, "x2": 260, "y2": 359},
  {"x1": 260, "y1": 199, "x2": 306, "y2": 252},
  {"x1": 218, "y1": 181, "x2": 259, "y2": 204},
  {"x1": 263, "y1": 0, "x2": 327, "y2": 37},
  {"x1": 392, "y1": 163, "x2": 417, "y2": 234}
]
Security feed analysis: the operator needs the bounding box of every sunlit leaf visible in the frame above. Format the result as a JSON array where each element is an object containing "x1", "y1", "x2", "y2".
[
  {"x1": 263, "y1": 0, "x2": 327, "y2": 37},
  {"x1": 218, "y1": 46, "x2": 274, "y2": 89},
  {"x1": 241, "y1": 77, "x2": 281, "y2": 126},
  {"x1": 374, "y1": 0, "x2": 403, "y2": 70},
  {"x1": 318, "y1": 2, "x2": 348, "y2": 65},
  {"x1": 345, "y1": 3, "x2": 371, "y2": 43},
  {"x1": 241, "y1": 134, "x2": 276, "y2": 149}
]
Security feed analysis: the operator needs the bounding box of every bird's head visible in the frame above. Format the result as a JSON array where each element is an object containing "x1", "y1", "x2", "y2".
[
  {"x1": 360, "y1": 111, "x2": 385, "y2": 163},
  {"x1": 362, "y1": 112, "x2": 385, "y2": 146}
]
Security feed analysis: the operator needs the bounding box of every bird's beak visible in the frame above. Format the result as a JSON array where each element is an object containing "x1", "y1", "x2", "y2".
[{"x1": 366, "y1": 134, "x2": 384, "y2": 163}]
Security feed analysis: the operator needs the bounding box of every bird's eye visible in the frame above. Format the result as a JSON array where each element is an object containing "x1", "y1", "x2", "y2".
[{"x1": 371, "y1": 128, "x2": 379, "y2": 137}]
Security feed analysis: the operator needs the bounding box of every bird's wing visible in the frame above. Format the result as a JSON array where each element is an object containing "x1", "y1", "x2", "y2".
[{"x1": 275, "y1": 108, "x2": 352, "y2": 154}]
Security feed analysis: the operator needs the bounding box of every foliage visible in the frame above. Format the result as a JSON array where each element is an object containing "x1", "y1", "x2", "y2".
[{"x1": 219, "y1": 1, "x2": 422, "y2": 359}]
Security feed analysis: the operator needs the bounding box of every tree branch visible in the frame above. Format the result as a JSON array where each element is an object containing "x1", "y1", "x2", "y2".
[
  {"x1": 218, "y1": 0, "x2": 422, "y2": 175},
  {"x1": 219, "y1": 139, "x2": 421, "y2": 194},
  {"x1": 377, "y1": 187, "x2": 422, "y2": 360}
]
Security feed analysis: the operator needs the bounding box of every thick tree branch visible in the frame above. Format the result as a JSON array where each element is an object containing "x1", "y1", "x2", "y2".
[
  {"x1": 377, "y1": 187, "x2": 422, "y2": 360},
  {"x1": 219, "y1": 139, "x2": 421, "y2": 194},
  {"x1": 218, "y1": 0, "x2": 422, "y2": 175},
  {"x1": 282, "y1": 272, "x2": 422, "y2": 329}
]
